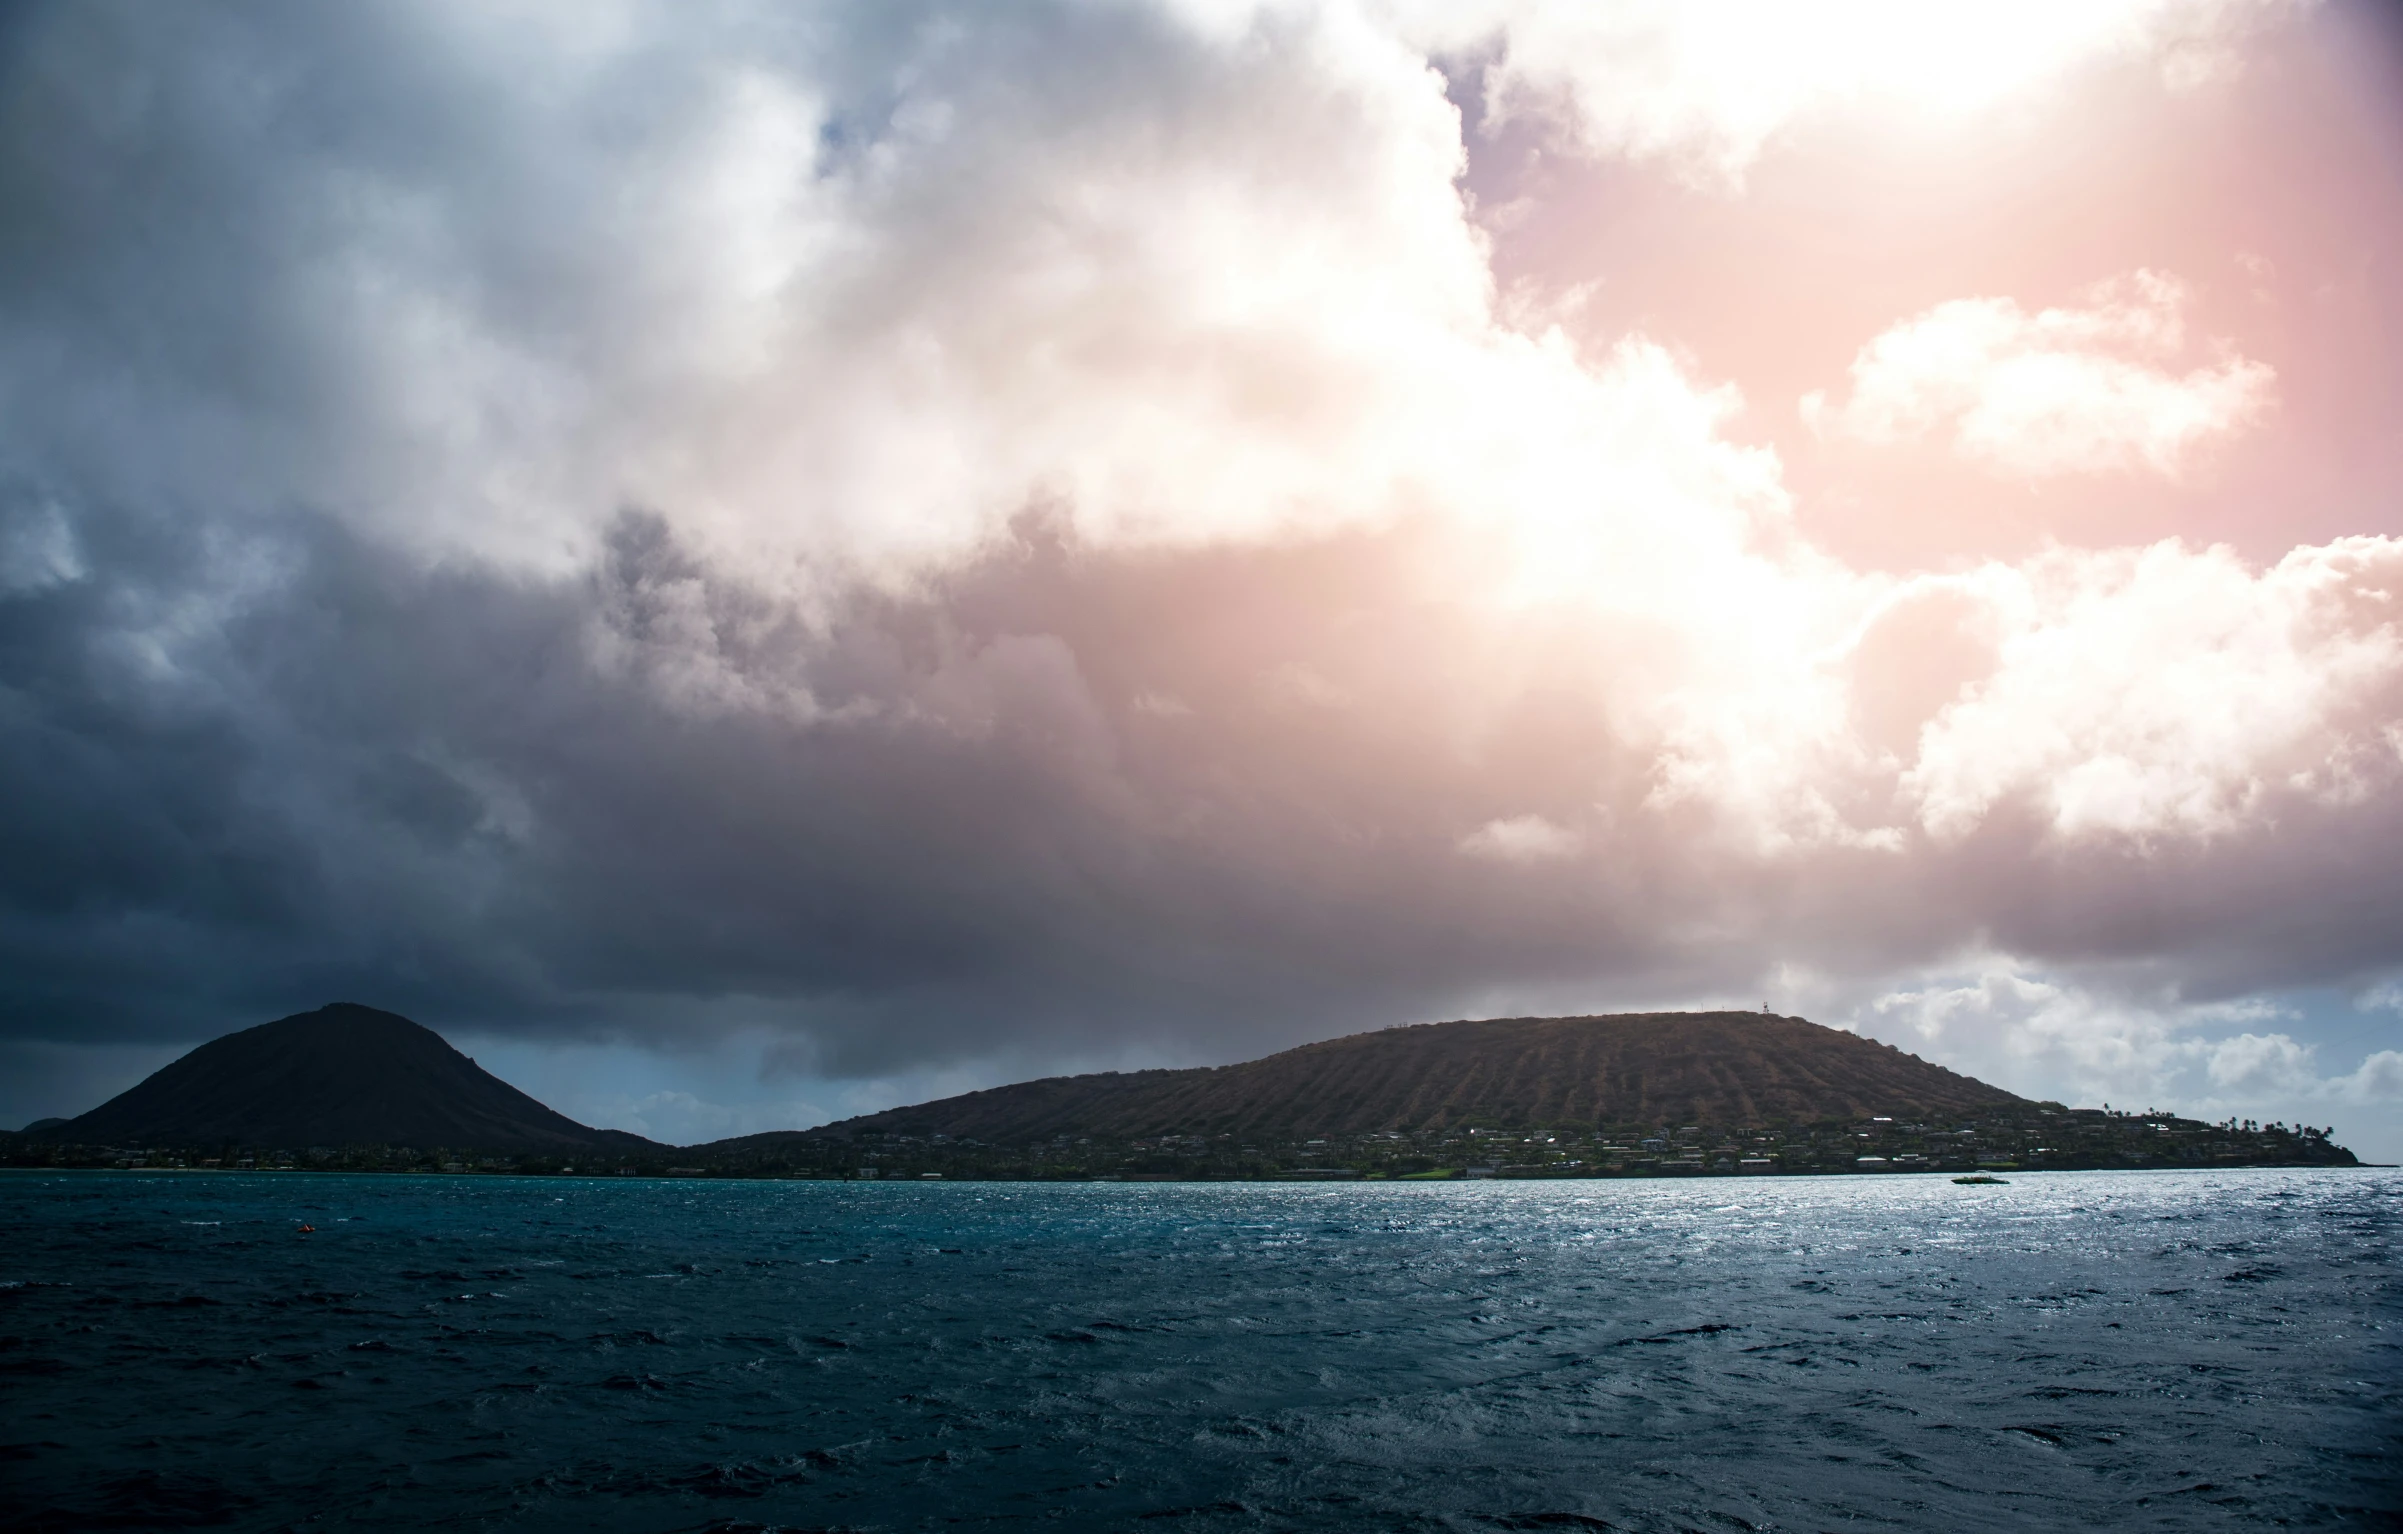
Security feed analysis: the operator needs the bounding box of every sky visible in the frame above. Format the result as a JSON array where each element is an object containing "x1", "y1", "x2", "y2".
[{"x1": 3, "y1": 0, "x2": 2401, "y2": 1158}]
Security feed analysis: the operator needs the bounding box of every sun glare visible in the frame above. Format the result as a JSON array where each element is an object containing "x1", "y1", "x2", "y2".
[{"x1": 1712, "y1": 0, "x2": 2265, "y2": 113}]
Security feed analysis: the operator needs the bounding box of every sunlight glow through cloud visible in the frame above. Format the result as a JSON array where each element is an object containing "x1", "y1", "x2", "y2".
[{"x1": 1395, "y1": 0, "x2": 2304, "y2": 180}]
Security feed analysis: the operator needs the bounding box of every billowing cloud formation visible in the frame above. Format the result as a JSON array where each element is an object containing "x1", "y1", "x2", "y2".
[
  {"x1": 1882, "y1": 537, "x2": 2403, "y2": 842},
  {"x1": 6, "y1": 0, "x2": 1507, "y2": 579},
  {"x1": 1801, "y1": 273, "x2": 2276, "y2": 477},
  {"x1": 2, "y1": 0, "x2": 2398, "y2": 1152}
]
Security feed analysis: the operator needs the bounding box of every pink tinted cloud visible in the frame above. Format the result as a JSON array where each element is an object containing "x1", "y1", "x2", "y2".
[{"x1": 1802, "y1": 272, "x2": 2275, "y2": 478}]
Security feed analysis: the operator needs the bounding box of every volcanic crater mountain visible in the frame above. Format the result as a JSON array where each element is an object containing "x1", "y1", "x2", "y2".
[
  {"x1": 725, "y1": 1011, "x2": 2029, "y2": 1149},
  {"x1": 26, "y1": 1003, "x2": 659, "y2": 1154}
]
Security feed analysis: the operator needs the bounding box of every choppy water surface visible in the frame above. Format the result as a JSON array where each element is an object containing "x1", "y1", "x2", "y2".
[{"x1": 2, "y1": 1169, "x2": 2395, "y2": 1532}]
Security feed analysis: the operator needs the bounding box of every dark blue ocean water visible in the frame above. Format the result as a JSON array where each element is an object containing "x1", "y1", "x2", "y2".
[{"x1": 2, "y1": 1169, "x2": 2395, "y2": 1533}]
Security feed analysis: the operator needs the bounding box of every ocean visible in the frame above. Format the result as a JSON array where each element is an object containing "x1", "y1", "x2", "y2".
[{"x1": 2, "y1": 1168, "x2": 2395, "y2": 1532}]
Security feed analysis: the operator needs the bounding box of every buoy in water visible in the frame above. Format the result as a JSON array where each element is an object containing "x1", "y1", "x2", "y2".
[{"x1": 297, "y1": 1222, "x2": 316, "y2": 1233}]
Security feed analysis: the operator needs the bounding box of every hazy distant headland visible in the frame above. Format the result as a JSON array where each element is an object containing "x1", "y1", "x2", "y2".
[{"x1": 5, "y1": 1004, "x2": 2356, "y2": 1179}]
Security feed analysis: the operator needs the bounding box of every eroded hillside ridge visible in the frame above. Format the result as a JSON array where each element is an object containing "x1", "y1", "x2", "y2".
[{"x1": 802, "y1": 1012, "x2": 2026, "y2": 1144}]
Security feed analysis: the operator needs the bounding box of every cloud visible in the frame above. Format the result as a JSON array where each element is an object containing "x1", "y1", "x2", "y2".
[
  {"x1": 1394, "y1": 0, "x2": 2301, "y2": 183},
  {"x1": 1842, "y1": 957, "x2": 2398, "y2": 1151},
  {"x1": 1459, "y1": 814, "x2": 1584, "y2": 863},
  {"x1": 1802, "y1": 272, "x2": 2275, "y2": 477},
  {"x1": 2355, "y1": 981, "x2": 2403, "y2": 1015},
  {"x1": 1857, "y1": 960, "x2": 2197, "y2": 1104},
  {"x1": 2337, "y1": 1050, "x2": 2403, "y2": 1103},
  {"x1": 7, "y1": 0, "x2": 1509, "y2": 585},
  {"x1": 2203, "y1": 1029, "x2": 2319, "y2": 1093},
  {"x1": 0, "y1": 0, "x2": 2397, "y2": 1163},
  {"x1": 2197, "y1": 1033, "x2": 2403, "y2": 1111},
  {"x1": 0, "y1": 487, "x2": 84, "y2": 596},
  {"x1": 1894, "y1": 537, "x2": 2403, "y2": 842}
]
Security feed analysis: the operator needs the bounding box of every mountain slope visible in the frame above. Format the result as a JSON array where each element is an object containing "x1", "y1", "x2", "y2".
[
  {"x1": 30, "y1": 1003, "x2": 659, "y2": 1153},
  {"x1": 745, "y1": 1012, "x2": 2026, "y2": 1145}
]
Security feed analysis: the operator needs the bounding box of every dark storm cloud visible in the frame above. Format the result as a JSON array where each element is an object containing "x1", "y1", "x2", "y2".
[{"x1": 0, "y1": 493, "x2": 1678, "y2": 1066}]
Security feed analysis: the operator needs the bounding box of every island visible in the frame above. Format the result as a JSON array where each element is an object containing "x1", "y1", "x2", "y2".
[{"x1": 4, "y1": 1004, "x2": 2357, "y2": 1179}]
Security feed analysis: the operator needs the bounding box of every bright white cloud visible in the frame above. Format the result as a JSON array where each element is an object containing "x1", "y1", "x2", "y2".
[
  {"x1": 2204, "y1": 1030, "x2": 2319, "y2": 1093},
  {"x1": 1621, "y1": 528, "x2": 2403, "y2": 855},
  {"x1": 2338, "y1": 1049, "x2": 2403, "y2": 1102},
  {"x1": 1803, "y1": 272, "x2": 2275, "y2": 477},
  {"x1": 1896, "y1": 537, "x2": 2403, "y2": 842},
  {"x1": 1393, "y1": 0, "x2": 2301, "y2": 182}
]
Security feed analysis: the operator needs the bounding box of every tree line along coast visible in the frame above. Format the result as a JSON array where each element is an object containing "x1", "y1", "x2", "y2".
[{"x1": 0, "y1": 1107, "x2": 2354, "y2": 1180}]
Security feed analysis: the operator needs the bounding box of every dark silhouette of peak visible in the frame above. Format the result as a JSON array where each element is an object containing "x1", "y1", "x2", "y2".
[
  {"x1": 716, "y1": 1012, "x2": 2027, "y2": 1149},
  {"x1": 29, "y1": 1003, "x2": 659, "y2": 1154}
]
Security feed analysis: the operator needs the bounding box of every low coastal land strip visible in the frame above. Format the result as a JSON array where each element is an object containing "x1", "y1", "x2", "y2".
[{"x1": 1, "y1": 1107, "x2": 2353, "y2": 1182}]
